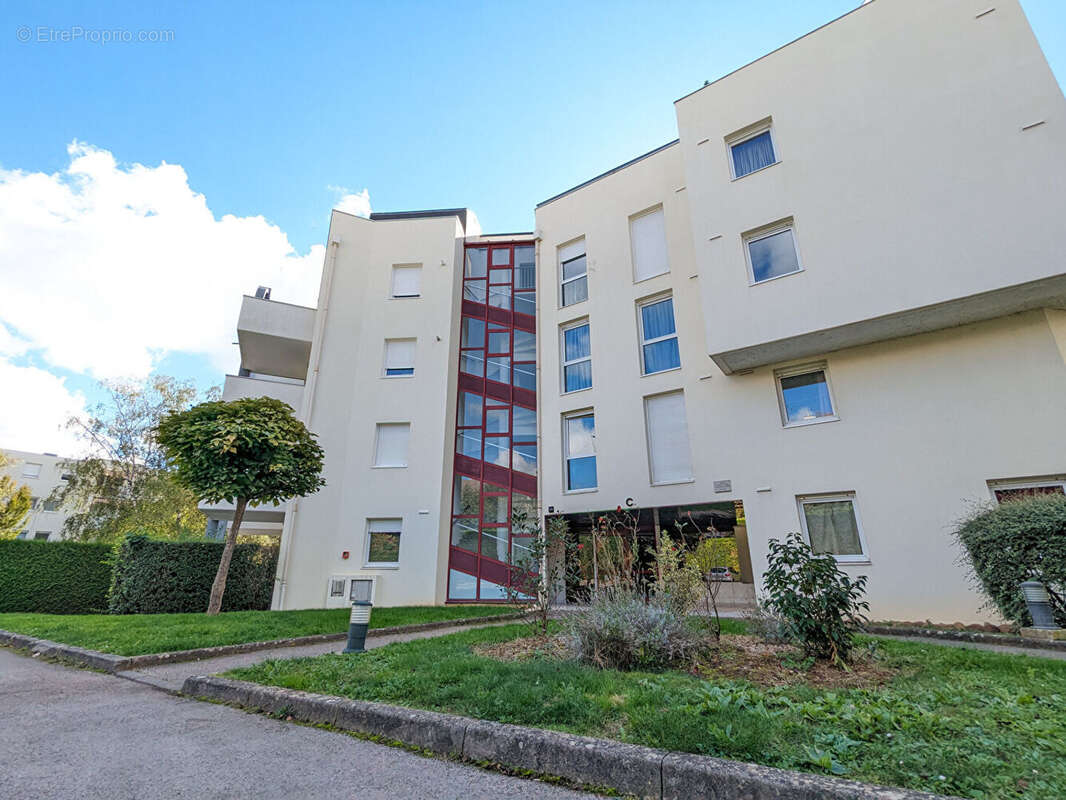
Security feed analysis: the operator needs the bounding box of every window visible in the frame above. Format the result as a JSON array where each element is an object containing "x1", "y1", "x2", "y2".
[
  {"x1": 645, "y1": 392, "x2": 693, "y2": 485},
  {"x1": 561, "y1": 322, "x2": 592, "y2": 392},
  {"x1": 513, "y1": 405, "x2": 537, "y2": 477},
  {"x1": 34, "y1": 532, "x2": 51, "y2": 541},
  {"x1": 639, "y1": 296, "x2": 680, "y2": 374},
  {"x1": 729, "y1": 124, "x2": 777, "y2": 178},
  {"x1": 366, "y1": 519, "x2": 401, "y2": 566},
  {"x1": 559, "y1": 239, "x2": 587, "y2": 307},
  {"x1": 989, "y1": 478, "x2": 1066, "y2": 504},
  {"x1": 449, "y1": 569, "x2": 477, "y2": 600},
  {"x1": 42, "y1": 499, "x2": 60, "y2": 512},
  {"x1": 776, "y1": 363, "x2": 836, "y2": 426},
  {"x1": 630, "y1": 206, "x2": 669, "y2": 282},
  {"x1": 373, "y1": 423, "x2": 410, "y2": 467},
  {"x1": 564, "y1": 413, "x2": 597, "y2": 491},
  {"x1": 745, "y1": 222, "x2": 801, "y2": 284},
  {"x1": 798, "y1": 494, "x2": 867, "y2": 562},
  {"x1": 383, "y1": 339, "x2": 415, "y2": 377},
  {"x1": 22, "y1": 462, "x2": 42, "y2": 479},
  {"x1": 391, "y1": 264, "x2": 421, "y2": 298},
  {"x1": 329, "y1": 578, "x2": 345, "y2": 598}
]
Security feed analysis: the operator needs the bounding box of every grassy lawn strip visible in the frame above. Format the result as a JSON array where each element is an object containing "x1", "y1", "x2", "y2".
[
  {"x1": 0, "y1": 605, "x2": 519, "y2": 656},
  {"x1": 227, "y1": 622, "x2": 1066, "y2": 800}
]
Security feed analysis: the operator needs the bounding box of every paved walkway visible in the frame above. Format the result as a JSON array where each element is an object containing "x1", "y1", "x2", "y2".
[
  {"x1": 0, "y1": 647, "x2": 595, "y2": 800},
  {"x1": 875, "y1": 633, "x2": 1066, "y2": 660},
  {"x1": 117, "y1": 618, "x2": 523, "y2": 692}
]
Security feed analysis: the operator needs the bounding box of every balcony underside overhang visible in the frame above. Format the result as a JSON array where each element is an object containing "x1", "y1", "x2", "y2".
[
  {"x1": 199, "y1": 502, "x2": 285, "y2": 525},
  {"x1": 236, "y1": 330, "x2": 311, "y2": 381},
  {"x1": 711, "y1": 275, "x2": 1066, "y2": 374}
]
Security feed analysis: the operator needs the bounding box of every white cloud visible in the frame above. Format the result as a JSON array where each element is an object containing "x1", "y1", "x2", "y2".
[
  {"x1": 0, "y1": 361, "x2": 87, "y2": 456},
  {"x1": 0, "y1": 141, "x2": 330, "y2": 379},
  {"x1": 330, "y1": 186, "x2": 372, "y2": 218}
]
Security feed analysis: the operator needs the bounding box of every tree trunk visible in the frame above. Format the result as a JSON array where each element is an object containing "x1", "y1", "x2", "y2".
[{"x1": 206, "y1": 496, "x2": 247, "y2": 615}]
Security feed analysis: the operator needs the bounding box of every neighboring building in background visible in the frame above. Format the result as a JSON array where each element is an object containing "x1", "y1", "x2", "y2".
[
  {"x1": 220, "y1": 0, "x2": 1066, "y2": 622},
  {"x1": 0, "y1": 450, "x2": 80, "y2": 541}
]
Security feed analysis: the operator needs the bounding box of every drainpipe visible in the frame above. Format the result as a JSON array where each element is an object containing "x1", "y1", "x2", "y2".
[{"x1": 272, "y1": 237, "x2": 340, "y2": 610}]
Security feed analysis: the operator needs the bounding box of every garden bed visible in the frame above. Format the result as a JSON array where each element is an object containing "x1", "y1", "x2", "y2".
[
  {"x1": 227, "y1": 622, "x2": 1066, "y2": 799},
  {"x1": 0, "y1": 605, "x2": 519, "y2": 656}
]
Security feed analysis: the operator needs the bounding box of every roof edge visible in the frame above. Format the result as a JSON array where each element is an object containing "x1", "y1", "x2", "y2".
[{"x1": 536, "y1": 140, "x2": 680, "y2": 210}]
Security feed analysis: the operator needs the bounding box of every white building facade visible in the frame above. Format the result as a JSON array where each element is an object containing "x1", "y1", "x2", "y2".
[
  {"x1": 233, "y1": 0, "x2": 1066, "y2": 622},
  {"x1": 1, "y1": 450, "x2": 78, "y2": 541}
]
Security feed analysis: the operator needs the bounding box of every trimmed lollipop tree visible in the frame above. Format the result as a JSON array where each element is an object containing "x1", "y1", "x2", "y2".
[{"x1": 156, "y1": 397, "x2": 325, "y2": 615}]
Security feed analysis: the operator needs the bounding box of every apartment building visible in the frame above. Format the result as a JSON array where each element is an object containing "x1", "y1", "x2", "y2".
[
  {"x1": 232, "y1": 0, "x2": 1066, "y2": 622},
  {"x1": 1, "y1": 450, "x2": 78, "y2": 540}
]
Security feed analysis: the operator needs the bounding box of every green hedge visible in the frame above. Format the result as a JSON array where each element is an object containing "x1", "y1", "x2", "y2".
[
  {"x1": 0, "y1": 540, "x2": 113, "y2": 614},
  {"x1": 956, "y1": 493, "x2": 1066, "y2": 626},
  {"x1": 108, "y1": 534, "x2": 278, "y2": 614}
]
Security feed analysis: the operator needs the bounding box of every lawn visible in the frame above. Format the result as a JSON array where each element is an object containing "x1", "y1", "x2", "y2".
[
  {"x1": 0, "y1": 605, "x2": 519, "y2": 656},
  {"x1": 227, "y1": 622, "x2": 1066, "y2": 800}
]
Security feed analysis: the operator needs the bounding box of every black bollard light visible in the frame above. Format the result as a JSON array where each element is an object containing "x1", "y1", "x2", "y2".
[
  {"x1": 342, "y1": 600, "x2": 373, "y2": 654},
  {"x1": 1021, "y1": 580, "x2": 1059, "y2": 630}
]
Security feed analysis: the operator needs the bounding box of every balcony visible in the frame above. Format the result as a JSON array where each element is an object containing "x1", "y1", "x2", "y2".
[
  {"x1": 222, "y1": 373, "x2": 304, "y2": 409},
  {"x1": 236, "y1": 295, "x2": 315, "y2": 380}
]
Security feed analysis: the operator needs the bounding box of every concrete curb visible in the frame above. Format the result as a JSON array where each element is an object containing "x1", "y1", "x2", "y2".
[
  {"x1": 0, "y1": 612, "x2": 528, "y2": 673},
  {"x1": 182, "y1": 675, "x2": 951, "y2": 800},
  {"x1": 866, "y1": 625, "x2": 1066, "y2": 654}
]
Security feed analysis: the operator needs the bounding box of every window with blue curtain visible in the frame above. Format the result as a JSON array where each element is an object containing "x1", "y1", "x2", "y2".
[
  {"x1": 563, "y1": 323, "x2": 592, "y2": 392},
  {"x1": 640, "y1": 298, "x2": 680, "y2": 374},
  {"x1": 731, "y1": 130, "x2": 776, "y2": 178}
]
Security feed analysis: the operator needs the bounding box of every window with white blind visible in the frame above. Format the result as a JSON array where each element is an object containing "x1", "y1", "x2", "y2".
[
  {"x1": 22, "y1": 462, "x2": 42, "y2": 479},
  {"x1": 630, "y1": 206, "x2": 669, "y2": 282},
  {"x1": 365, "y1": 518, "x2": 402, "y2": 566},
  {"x1": 391, "y1": 264, "x2": 422, "y2": 298},
  {"x1": 373, "y1": 423, "x2": 410, "y2": 467},
  {"x1": 559, "y1": 239, "x2": 587, "y2": 307},
  {"x1": 383, "y1": 338, "x2": 415, "y2": 377},
  {"x1": 644, "y1": 391, "x2": 693, "y2": 485}
]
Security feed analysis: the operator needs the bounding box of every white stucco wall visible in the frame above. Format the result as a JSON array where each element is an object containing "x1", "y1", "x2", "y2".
[
  {"x1": 1, "y1": 450, "x2": 80, "y2": 541},
  {"x1": 674, "y1": 0, "x2": 1066, "y2": 367},
  {"x1": 274, "y1": 210, "x2": 468, "y2": 609}
]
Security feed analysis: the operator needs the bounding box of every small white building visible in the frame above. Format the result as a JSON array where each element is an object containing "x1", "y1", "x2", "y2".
[
  {"x1": 222, "y1": 0, "x2": 1066, "y2": 622},
  {"x1": 1, "y1": 450, "x2": 79, "y2": 541}
]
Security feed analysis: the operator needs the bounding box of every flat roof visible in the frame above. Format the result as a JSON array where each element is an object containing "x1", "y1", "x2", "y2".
[
  {"x1": 536, "y1": 139, "x2": 679, "y2": 210},
  {"x1": 368, "y1": 208, "x2": 468, "y2": 229}
]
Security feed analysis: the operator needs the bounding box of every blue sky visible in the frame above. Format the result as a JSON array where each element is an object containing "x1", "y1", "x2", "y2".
[{"x1": 0, "y1": 0, "x2": 1064, "y2": 453}]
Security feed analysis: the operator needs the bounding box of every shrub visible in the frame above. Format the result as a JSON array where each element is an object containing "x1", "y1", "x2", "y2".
[
  {"x1": 566, "y1": 591, "x2": 703, "y2": 671},
  {"x1": 955, "y1": 494, "x2": 1066, "y2": 627},
  {"x1": 742, "y1": 603, "x2": 793, "y2": 644},
  {"x1": 0, "y1": 540, "x2": 113, "y2": 613},
  {"x1": 108, "y1": 533, "x2": 278, "y2": 614},
  {"x1": 652, "y1": 532, "x2": 704, "y2": 617},
  {"x1": 762, "y1": 533, "x2": 869, "y2": 664}
]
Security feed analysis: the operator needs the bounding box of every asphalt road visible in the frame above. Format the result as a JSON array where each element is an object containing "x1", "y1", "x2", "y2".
[{"x1": 0, "y1": 648, "x2": 595, "y2": 800}]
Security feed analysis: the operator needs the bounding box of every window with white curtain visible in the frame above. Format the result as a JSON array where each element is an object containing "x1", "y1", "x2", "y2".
[
  {"x1": 373, "y1": 423, "x2": 410, "y2": 467},
  {"x1": 638, "y1": 296, "x2": 680, "y2": 374},
  {"x1": 559, "y1": 239, "x2": 587, "y2": 307},
  {"x1": 729, "y1": 125, "x2": 777, "y2": 178},
  {"x1": 644, "y1": 391, "x2": 693, "y2": 485},
  {"x1": 630, "y1": 206, "x2": 669, "y2": 282},
  {"x1": 391, "y1": 264, "x2": 422, "y2": 298},
  {"x1": 561, "y1": 321, "x2": 591, "y2": 393},
  {"x1": 564, "y1": 412, "x2": 597, "y2": 491},
  {"x1": 383, "y1": 339, "x2": 415, "y2": 377},
  {"x1": 797, "y1": 493, "x2": 867, "y2": 561}
]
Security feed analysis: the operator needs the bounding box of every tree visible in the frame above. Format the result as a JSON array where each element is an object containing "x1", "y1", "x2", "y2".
[
  {"x1": 0, "y1": 452, "x2": 32, "y2": 539},
  {"x1": 505, "y1": 511, "x2": 576, "y2": 636},
  {"x1": 54, "y1": 375, "x2": 216, "y2": 542},
  {"x1": 156, "y1": 397, "x2": 325, "y2": 615},
  {"x1": 687, "y1": 535, "x2": 741, "y2": 641}
]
